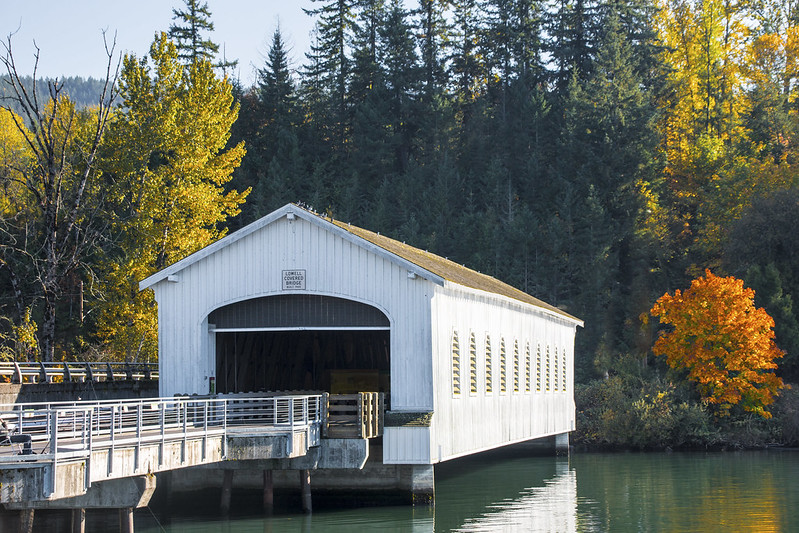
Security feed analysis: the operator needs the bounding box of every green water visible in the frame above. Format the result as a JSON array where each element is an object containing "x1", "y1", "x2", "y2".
[{"x1": 134, "y1": 451, "x2": 799, "y2": 532}]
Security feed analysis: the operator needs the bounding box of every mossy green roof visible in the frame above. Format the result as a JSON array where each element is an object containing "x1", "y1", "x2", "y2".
[{"x1": 327, "y1": 215, "x2": 580, "y2": 323}]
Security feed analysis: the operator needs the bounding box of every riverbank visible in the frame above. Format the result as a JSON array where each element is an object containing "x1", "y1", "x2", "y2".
[{"x1": 573, "y1": 376, "x2": 799, "y2": 451}]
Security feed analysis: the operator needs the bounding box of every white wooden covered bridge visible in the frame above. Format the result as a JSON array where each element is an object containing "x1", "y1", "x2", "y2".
[{"x1": 139, "y1": 203, "x2": 583, "y2": 497}]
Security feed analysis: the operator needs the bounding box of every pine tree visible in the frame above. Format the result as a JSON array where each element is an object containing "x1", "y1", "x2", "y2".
[
  {"x1": 168, "y1": 0, "x2": 237, "y2": 70},
  {"x1": 547, "y1": 0, "x2": 600, "y2": 90},
  {"x1": 379, "y1": 0, "x2": 421, "y2": 173},
  {"x1": 554, "y1": 6, "x2": 661, "y2": 375},
  {"x1": 413, "y1": 0, "x2": 453, "y2": 161},
  {"x1": 303, "y1": 0, "x2": 357, "y2": 151}
]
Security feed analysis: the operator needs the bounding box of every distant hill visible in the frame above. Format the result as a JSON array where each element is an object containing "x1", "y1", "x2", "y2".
[{"x1": 1, "y1": 75, "x2": 110, "y2": 114}]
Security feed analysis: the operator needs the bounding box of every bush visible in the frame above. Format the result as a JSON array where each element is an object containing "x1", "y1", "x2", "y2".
[
  {"x1": 574, "y1": 376, "x2": 718, "y2": 450},
  {"x1": 769, "y1": 384, "x2": 799, "y2": 446}
]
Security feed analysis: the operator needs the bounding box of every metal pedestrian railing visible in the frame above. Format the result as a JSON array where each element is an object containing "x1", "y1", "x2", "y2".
[
  {"x1": 0, "y1": 361, "x2": 158, "y2": 383},
  {"x1": 0, "y1": 393, "x2": 323, "y2": 494}
]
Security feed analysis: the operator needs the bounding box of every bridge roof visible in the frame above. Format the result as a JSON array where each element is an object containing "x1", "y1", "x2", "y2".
[{"x1": 140, "y1": 203, "x2": 582, "y2": 325}]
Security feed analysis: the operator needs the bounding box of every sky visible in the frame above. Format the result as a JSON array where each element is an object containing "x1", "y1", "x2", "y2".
[{"x1": 1, "y1": 0, "x2": 316, "y2": 86}]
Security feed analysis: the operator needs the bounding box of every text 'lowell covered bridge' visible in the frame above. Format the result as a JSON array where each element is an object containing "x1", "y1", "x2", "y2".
[{"x1": 140, "y1": 203, "x2": 583, "y2": 494}]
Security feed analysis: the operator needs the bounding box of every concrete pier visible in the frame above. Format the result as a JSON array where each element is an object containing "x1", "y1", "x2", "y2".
[
  {"x1": 71, "y1": 508, "x2": 86, "y2": 533},
  {"x1": 3, "y1": 475, "x2": 156, "y2": 511},
  {"x1": 18, "y1": 508, "x2": 34, "y2": 533},
  {"x1": 402, "y1": 465, "x2": 435, "y2": 505},
  {"x1": 220, "y1": 470, "x2": 234, "y2": 514},
  {"x1": 300, "y1": 469, "x2": 312, "y2": 513},
  {"x1": 119, "y1": 508, "x2": 134, "y2": 533},
  {"x1": 555, "y1": 433, "x2": 570, "y2": 456},
  {"x1": 263, "y1": 470, "x2": 274, "y2": 512}
]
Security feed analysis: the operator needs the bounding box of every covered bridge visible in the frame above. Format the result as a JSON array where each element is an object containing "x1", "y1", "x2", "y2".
[{"x1": 140, "y1": 203, "x2": 582, "y2": 469}]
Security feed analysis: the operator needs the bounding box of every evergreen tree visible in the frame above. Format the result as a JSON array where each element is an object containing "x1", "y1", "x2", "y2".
[
  {"x1": 303, "y1": 0, "x2": 357, "y2": 151},
  {"x1": 379, "y1": 0, "x2": 421, "y2": 173},
  {"x1": 547, "y1": 0, "x2": 600, "y2": 90},
  {"x1": 555, "y1": 7, "x2": 660, "y2": 376},
  {"x1": 413, "y1": 0, "x2": 453, "y2": 161},
  {"x1": 415, "y1": 0, "x2": 449, "y2": 101},
  {"x1": 168, "y1": 0, "x2": 237, "y2": 70}
]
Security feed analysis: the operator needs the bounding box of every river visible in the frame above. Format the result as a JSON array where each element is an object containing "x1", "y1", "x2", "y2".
[{"x1": 126, "y1": 450, "x2": 799, "y2": 532}]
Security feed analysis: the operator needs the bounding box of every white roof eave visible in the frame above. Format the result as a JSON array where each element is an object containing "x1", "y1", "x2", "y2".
[{"x1": 139, "y1": 204, "x2": 444, "y2": 291}]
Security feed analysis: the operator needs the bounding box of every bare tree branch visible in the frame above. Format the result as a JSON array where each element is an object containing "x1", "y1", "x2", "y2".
[{"x1": 0, "y1": 32, "x2": 121, "y2": 361}]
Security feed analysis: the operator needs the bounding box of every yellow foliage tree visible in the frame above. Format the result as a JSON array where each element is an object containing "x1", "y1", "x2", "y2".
[
  {"x1": 650, "y1": 270, "x2": 785, "y2": 418},
  {"x1": 95, "y1": 33, "x2": 248, "y2": 362}
]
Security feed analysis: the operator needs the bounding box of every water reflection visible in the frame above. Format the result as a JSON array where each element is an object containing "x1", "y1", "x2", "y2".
[
  {"x1": 572, "y1": 451, "x2": 798, "y2": 532},
  {"x1": 134, "y1": 451, "x2": 799, "y2": 532},
  {"x1": 435, "y1": 456, "x2": 577, "y2": 532}
]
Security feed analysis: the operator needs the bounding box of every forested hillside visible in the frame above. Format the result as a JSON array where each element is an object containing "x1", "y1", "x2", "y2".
[
  {"x1": 0, "y1": 75, "x2": 107, "y2": 111},
  {"x1": 2, "y1": 0, "x2": 798, "y2": 408},
  {"x1": 227, "y1": 0, "x2": 799, "y2": 385}
]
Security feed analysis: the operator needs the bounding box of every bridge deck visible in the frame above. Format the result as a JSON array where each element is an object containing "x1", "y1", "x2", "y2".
[
  {"x1": 0, "y1": 394, "x2": 323, "y2": 502},
  {"x1": 0, "y1": 392, "x2": 383, "y2": 504}
]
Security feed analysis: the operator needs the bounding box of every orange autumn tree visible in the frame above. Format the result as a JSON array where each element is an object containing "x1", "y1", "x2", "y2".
[{"x1": 650, "y1": 270, "x2": 785, "y2": 418}]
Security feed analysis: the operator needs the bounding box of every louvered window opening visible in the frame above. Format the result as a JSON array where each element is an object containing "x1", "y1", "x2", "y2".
[
  {"x1": 525, "y1": 343, "x2": 531, "y2": 393},
  {"x1": 452, "y1": 331, "x2": 461, "y2": 396},
  {"x1": 554, "y1": 347, "x2": 559, "y2": 392},
  {"x1": 536, "y1": 345, "x2": 542, "y2": 392},
  {"x1": 500, "y1": 339, "x2": 507, "y2": 394},
  {"x1": 469, "y1": 333, "x2": 478, "y2": 395},
  {"x1": 485, "y1": 336, "x2": 493, "y2": 394}
]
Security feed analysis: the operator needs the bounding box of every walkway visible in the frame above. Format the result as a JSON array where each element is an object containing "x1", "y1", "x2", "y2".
[{"x1": 0, "y1": 393, "x2": 322, "y2": 503}]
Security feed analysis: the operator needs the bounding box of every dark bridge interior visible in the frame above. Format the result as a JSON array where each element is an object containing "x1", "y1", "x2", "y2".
[
  {"x1": 215, "y1": 330, "x2": 389, "y2": 393},
  {"x1": 211, "y1": 295, "x2": 390, "y2": 395}
]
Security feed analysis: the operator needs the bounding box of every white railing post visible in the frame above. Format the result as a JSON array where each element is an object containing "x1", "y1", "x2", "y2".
[
  {"x1": 135, "y1": 403, "x2": 142, "y2": 472},
  {"x1": 50, "y1": 410, "x2": 58, "y2": 497},
  {"x1": 109, "y1": 405, "x2": 116, "y2": 475},
  {"x1": 222, "y1": 398, "x2": 227, "y2": 459},
  {"x1": 86, "y1": 407, "x2": 93, "y2": 490},
  {"x1": 159, "y1": 402, "x2": 166, "y2": 467},
  {"x1": 202, "y1": 399, "x2": 208, "y2": 461},
  {"x1": 181, "y1": 400, "x2": 188, "y2": 464}
]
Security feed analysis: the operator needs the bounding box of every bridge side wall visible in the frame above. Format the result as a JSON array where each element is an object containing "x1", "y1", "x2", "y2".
[{"x1": 430, "y1": 283, "x2": 578, "y2": 463}]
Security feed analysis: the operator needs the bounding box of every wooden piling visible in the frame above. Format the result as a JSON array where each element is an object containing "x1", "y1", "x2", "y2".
[
  {"x1": 263, "y1": 470, "x2": 274, "y2": 513},
  {"x1": 300, "y1": 469, "x2": 312, "y2": 514},
  {"x1": 71, "y1": 508, "x2": 86, "y2": 533},
  {"x1": 220, "y1": 470, "x2": 234, "y2": 514}
]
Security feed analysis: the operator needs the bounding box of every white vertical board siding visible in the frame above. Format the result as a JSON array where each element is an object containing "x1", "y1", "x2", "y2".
[
  {"x1": 430, "y1": 283, "x2": 578, "y2": 463},
  {"x1": 150, "y1": 216, "x2": 435, "y2": 416},
  {"x1": 383, "y1": 427, "x2": 433, "y2": 464}
]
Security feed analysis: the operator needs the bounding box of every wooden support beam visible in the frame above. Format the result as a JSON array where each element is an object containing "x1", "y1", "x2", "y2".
[
  {"x1": 263, "y1": 470, "x2": 274, "y2": 513},
  {"x1": 300, "y1": 469, "x2": 312, "y2": 514},
  {"x1": 71, "y1": 508, "x2": 86, "y2": 533},
  {"x1": 220, "y1": 470, "x2": 234, "y2": 514}
]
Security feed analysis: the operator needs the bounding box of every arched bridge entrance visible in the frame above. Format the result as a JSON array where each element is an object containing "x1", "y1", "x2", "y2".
[{"x1": 210, "y1": 295, "x2": 390, "y2": 397}]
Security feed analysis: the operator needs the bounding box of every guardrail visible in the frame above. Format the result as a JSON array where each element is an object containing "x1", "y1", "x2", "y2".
[
  {"x1": 0, "y1": 361, "x2": 158, "y2": 384},
  {"x1": 323, "y1": 392, "x2": 384, "y2": 439},
  {"x1": 0, "y1": 393, "x2": 323, "y2": 496}
]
